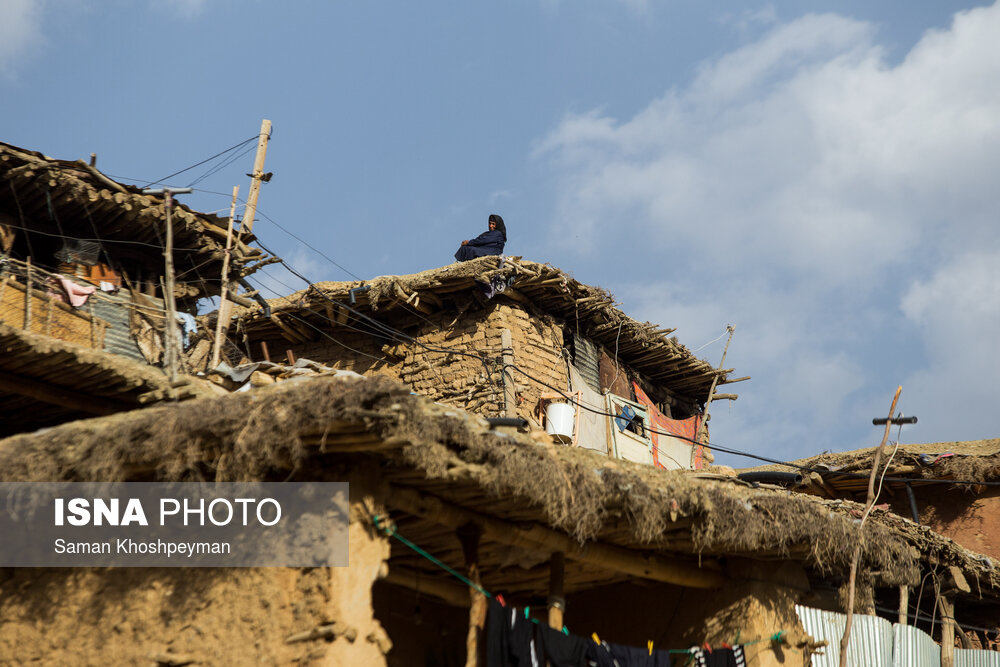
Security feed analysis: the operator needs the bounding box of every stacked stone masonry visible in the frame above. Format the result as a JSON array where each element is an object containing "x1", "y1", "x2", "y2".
[{"x1": 258, "y1": 302, "x2": 569, "y2": 423}]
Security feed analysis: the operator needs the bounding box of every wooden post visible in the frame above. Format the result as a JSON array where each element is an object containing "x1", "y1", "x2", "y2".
[
  {"x1": 548, "y1": 551, "x2": 565, "y2": 630},
  {"x1": 898, "y1": 585, "x2": 909, "y2": 626},
  {"x1": 162, "y1": 193, "x2": 179, "y2": 383},
  {"x1": 501, "y1": 329, "x2": 515, "y2": 418},
  {"x1": 240, "y1": 119, "x2": 271, "y2": 234},
  {"x1": 88, "y1": 299, "x2": 96, "y2": 349},
  {"x1": 458, "y1": 523, "x2": 486, "y2": 667},
  {"x1": 260, "y1": 340, "x2": 271, "y2": 363},
  {"x1": 23, "y1": 256, "x2": 31, "y2": 331},
  {"x1": 940, "y1": 595, "x2": 955, "y2": 667},
  {"x1": 210, "y1": 185, "x2": 240, "y2": 369},
  {"x1": 840, "y1": 386, "x2": 902, "y2": 667}
]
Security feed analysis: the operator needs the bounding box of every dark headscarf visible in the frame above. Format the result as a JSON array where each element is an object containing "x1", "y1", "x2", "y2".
[{"x1": 489, "y1": 214, "x2": 507, "y2": 242}]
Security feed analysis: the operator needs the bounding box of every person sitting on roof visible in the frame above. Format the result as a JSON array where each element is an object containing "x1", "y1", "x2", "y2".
[{"x1": 454, "y1": 214, "x2": 506, "y2": 262}]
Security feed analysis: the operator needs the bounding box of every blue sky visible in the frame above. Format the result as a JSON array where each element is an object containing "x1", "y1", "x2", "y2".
[{"x1": 2, "y1": 0, "x2": 998, "y2": 466}]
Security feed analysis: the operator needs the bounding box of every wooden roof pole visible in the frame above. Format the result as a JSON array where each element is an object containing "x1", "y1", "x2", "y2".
[
  {"x1": 696, "y1": 325, "x2": 734, "y2": 447},
  {"x1": 210, "y1": 185, "x2": 240, "y2": 369},
  {"x1": 240, "y1": 119, "x2": 271, "y2": 234},
  {"x1": 388, "y1": 486, "x2": 725, "y2": 590}
]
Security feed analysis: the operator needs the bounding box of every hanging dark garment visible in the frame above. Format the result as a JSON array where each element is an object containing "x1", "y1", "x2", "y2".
[
  {"x1": 689, "y1": 646, "x2": 746, "y2": 667},
  {"x1": 536, "y1": 624, "x2": 589, "y2": 667},
  {"x1": 606, "y1": 642, "x2": 673, "y2": 666},
  {"x1": 485, "y1": 599, "x2": 536, "y2": 666},
  {"x1": 454, "y1": 229, "x2": 505, "y2": 261}
]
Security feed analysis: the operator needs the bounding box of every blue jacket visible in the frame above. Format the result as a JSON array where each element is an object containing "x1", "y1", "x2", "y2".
[{"x1": 455, "y1": 229, "x2": 505, "y2": 262}]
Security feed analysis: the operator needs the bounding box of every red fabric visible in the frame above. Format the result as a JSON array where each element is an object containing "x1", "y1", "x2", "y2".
[{"x1": 632, "y1": 382, "x2": 704, "y2": 469}]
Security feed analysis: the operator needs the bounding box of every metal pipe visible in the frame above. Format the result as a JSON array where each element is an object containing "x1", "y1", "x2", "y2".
[
  {"x1": 737, "y1": 471, "x2": 804, "y2": 486},
  {"x1": 486, "y1": 417, "x2": 528, "y2": 429},
  {"x1": 349, "y1": 285, "x2": 370, "y2": 305}
]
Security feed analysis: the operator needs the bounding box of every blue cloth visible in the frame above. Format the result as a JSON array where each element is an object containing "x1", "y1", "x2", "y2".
[{"x1": 455, "y1": 229, "x2": 505, "y2": 262}]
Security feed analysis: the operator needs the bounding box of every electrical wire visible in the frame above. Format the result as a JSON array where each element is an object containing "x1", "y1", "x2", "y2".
[
  {"x1": 142, "y1": 136, "x2": 258, "y2": 188},
  {"x1": 187, "y1": 143, "x2": 258, "y2": 188}
]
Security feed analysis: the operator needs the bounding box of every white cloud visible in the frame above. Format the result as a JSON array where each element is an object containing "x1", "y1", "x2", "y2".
[
  {"x1": 154, "y1": 0, "x2": 209, "y2": 19},
  {"x1": 899, "y1": 250, "x2": 1000, "y2": 443},
  {"x1": 0, "y1": 0, "x2": 45, "y2": 76},
  {"x1": 538, "y1": 3, "x2": 1000, "y2": 460}
]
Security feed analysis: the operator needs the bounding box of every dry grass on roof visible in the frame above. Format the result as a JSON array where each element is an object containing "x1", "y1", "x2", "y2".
[
  {"x1": 0, "y1": 374, "x2": 921, "y2": 587},
  {"x1": 743, "y1": 438, "x2": 1000, "y2": 484},
  {"x1": 231, "y1": 256, "x2": 723, "y2": 400}
]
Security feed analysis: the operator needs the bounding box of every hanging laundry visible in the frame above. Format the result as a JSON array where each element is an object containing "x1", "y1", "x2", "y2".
[
  {"x1": 536, "y1": 624, "x2": 589, "y2": 666},
  {"x1": 175, "y1": 312, "x2": 198, "y2": 347},
  {"x1": 485, "y1": 598, "x2": 537, "y2": 667},
  {"x1": 605, "y1": 642, "x2": 672, "y2": 666},
  {"x1": 586, "y1": 640, "x2": 672, "y2": 667},
  {"x1": 57, "y1": 277, "x2": 96, "y2": 308},
  {"x1": 688, "y1": 645, "x2": 746, "y2": 667}
]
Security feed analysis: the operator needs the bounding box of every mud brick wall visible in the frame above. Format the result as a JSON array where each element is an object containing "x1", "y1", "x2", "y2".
[{"x1": 260, "y1": 301, "x2": 569, "y2": 423}]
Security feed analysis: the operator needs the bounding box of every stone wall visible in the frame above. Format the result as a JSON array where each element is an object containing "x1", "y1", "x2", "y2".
[{"x1": 256, "y1": 301, "x2": 570, "y2": 424}]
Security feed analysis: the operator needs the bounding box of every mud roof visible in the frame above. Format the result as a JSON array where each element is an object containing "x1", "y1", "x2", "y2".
[
  {"x1": 1, "y1": 373, "x2": 995, "y2": 607},
  {"x1": 232, "y1": 256, "x2": 732, "y2": 403},
  {"x1": 0, "y1": 322, "x2": 218, "y2": 437},
  {"x1": 0, "y1": 141, "x2": 265, "y2": 300},
  {"x1": 741, "y1": 438, "x2": 1000, "y2": 491}
]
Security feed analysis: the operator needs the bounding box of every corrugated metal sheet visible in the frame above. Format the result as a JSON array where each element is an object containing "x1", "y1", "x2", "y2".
[
  {"x1": 570, "y1": 334, "x2": 600, "y2": 393},
  {"x1": 796, "y1": 605, "x2": 893, "y2": 667},
  {"x1": 956, "y1": 649, "x2": 1000, "y2": 667},
  {"x1": 893, "y1": 623, "x2": 940, "y2": 667},
  {"x1": 91, "y1": 292, "x2": 150, "y2": 364}
]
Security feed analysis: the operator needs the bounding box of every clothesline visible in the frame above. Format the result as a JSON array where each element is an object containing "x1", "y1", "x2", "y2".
[{"x1": 372, "y1": 514, "x2": 789, "y2": 661}]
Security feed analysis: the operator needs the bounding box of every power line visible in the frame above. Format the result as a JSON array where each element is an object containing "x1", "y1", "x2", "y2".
[{"x1": 142, "y1": 136, "x2": 258, "y2": 188}]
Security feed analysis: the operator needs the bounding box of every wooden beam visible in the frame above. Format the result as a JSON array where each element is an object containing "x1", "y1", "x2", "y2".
[
  {"x1": 383, "y1": 566, "x2": 469, "y2": 608},
  {"x1": 0, "y1": 369, "x2": 129, "y2": 415},
  {"x1": 940, "y1": 594, "x2": 955, "y2": 667},
  {"x1": 387, "y1": 486, "x2": 725, "y2": 589},
  {"x1": 548, "y1": 551, "x2": 565, "y2": 630},
  {"x1": 458, "y1": 523, "x2": 486, "y2": 667}
]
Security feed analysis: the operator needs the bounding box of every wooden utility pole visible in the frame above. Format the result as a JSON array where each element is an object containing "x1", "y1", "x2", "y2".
[
  {"x1": 241, "y1": 119, "x2": 271, "y2": 235},
  {"x1": 162, "y1": 193, "x2": 179, "y2": 382},
  {"x1": 210, "y1": 185, "x2": 240, "y2": 369},
  {"x1": 840, "y1": 386, "x2": 903, "y2": 667}
]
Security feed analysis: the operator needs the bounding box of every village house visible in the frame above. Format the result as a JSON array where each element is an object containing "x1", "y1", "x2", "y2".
[
  {"x1": 0, "y1": 140, "x2": 266, "y2": 367},
  {"x1": 2, "y1": 374, "x2": 1000, "y2": 665},
  {"x1": 0, "y1": 141, "x2": 270, "y2": 434},
  {"x1": 216, "y1": 257, "x2": 747, "y2": 471},
  {"x1": 2, "y1": 140, "x2": 999, "y2": 665}
]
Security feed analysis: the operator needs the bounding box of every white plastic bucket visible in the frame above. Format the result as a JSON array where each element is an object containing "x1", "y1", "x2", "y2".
[{"x1": 545, "y1": 402, "x2": 575, "y2": 444}]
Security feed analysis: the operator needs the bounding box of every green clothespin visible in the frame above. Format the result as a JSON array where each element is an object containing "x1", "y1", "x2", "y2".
[{"x1": 563, "y1": 626, "x2": 569, "y2": 636}]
